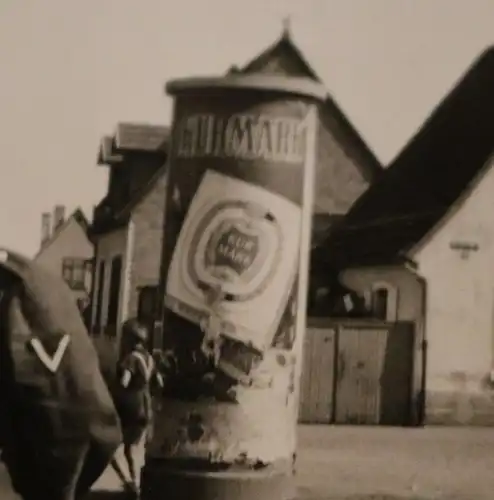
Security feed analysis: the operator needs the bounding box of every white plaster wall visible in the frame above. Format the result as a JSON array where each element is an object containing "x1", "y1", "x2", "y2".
[
  {"x1": 414, "y1": 158, "x2": 494, "y2": 398},
  {"x1": 34, "y1": 218, "x2": 93, "y2": 302}
]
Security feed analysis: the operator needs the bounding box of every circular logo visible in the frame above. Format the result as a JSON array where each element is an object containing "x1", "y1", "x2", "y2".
[{"x1": 185, "y1": 200, "x2": 282, "y2": 303}]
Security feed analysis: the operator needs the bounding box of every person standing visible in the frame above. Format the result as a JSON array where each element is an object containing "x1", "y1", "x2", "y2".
[{"x1": 111, "y1": 318, "x2": 163, "y2": 498}]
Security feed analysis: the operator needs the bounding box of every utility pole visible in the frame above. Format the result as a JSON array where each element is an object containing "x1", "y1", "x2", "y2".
[{"x1": 141, "y1": 74, "x2": 326, "y2": 500}]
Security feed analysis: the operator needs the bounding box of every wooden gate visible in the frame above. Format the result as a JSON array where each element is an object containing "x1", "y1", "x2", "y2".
[
  {"x1": 299, "y1": 326, "x2": 336, "y2": 423},
  {"x1": 298, "y1": 319, "x2": 415, "y2": 426}
]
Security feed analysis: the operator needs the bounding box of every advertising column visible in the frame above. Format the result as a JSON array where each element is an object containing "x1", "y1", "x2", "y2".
[{"x1": 142, "y1": 74, "x2": 326, "y2": 500}]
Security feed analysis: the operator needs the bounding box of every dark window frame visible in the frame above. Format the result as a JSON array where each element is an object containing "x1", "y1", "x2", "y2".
[
  {"x1": 372, "y1": 287, "x2": 389, "y2": 320},
  {"x1": 93, "y1": 260, "x2": 106, "y2": 335},
  {"x1": 105, "y1": 255, "x2": 123, "y2": 337},
  {"x1": 62, "y1": 257, "x2": 91, "y2": 291}
]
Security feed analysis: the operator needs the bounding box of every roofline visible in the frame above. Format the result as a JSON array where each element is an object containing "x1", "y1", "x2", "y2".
[
  {"x1": 238, "y1": 32, "x2": 382, "y2": 179},
  {"x1": 34, "y1": 208, "x2": 92, "y2": 259},
  {"x1": 97, "y1": 124, "x2": 170, "y2": 167},
  {"x1": 408, "y1": 151, "x2": 494, "y2": 257},
  {"x1": 115, "y1": 164, "x2": 168, "y2": 219},
  {"x1": 320, "y1": 97, "x2": 383, "y2": 181},
  {"x1": 339, "y1": 259, "x2": 417, "y2": 273},
  {"x1": 240, "y1": 30, "x2": 321, "y2": 81},
  {"x1": 97, "y1": 136, "x2": 124, "y2": 166},
  {"x1": 87, "y1": 216, "x2": 130, "y2": 242}
]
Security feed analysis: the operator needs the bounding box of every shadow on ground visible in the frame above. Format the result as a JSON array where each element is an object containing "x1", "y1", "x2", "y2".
[{"x1": 86, "y1": 490, "x2": 130, "y2": 500}]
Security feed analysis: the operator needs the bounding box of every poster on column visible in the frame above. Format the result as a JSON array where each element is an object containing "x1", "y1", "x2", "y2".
[
  {"x1": 158, "y1": 91, "x2": 315, "y2": 404},
  {"x1": 165, "y1": 168, "x2": 301, "y2": 352}
]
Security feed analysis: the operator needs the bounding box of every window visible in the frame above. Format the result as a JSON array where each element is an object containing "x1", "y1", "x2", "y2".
[
  {"x1": 372, "y1": 288, "x2": 389, "y2": 320},
  {"x1": 93, "y1": 260, "x2": 106, "y2": 335},
  {"x1": 106, "y1": 255, "x2": 123, "y2": 336},
  {"x1": 62, "y1": 258, "x2": 91, "y2": 291},
  {"x1": 370, "y1": 282, "x2": 398, "y2": 321}
]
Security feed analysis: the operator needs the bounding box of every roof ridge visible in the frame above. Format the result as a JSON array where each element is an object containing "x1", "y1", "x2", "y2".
[
  {"x1": 316, "y1": 45, "x2": 494, "y2": 268},
  {"x1": 34, "y1": 208, "x2": 91, "y2": 259}
]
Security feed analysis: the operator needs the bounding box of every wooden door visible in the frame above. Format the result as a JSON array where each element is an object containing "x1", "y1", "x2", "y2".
[
  {"x1": 298, "y1": 327, "x2": 336, "y2": 424},
  {"x1": 334, "y1": 327, "x2": 388, "y2": 425},
  {"x1": 379, "y1": 322, "x2": 415, "y2": 425}
]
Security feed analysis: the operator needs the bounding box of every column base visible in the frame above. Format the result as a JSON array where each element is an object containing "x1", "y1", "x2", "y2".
[{"x1": 140, "y1": 460, "x2": 295, "y2": 500}]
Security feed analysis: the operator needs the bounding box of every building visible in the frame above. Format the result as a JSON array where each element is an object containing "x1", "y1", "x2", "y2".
[
  {"x1": 314, "y1": 47, "x2": 494, "y2": 426},
  {"x1": 231, "y1": 29, "x2": 384, "y2": 301},
  {"x1": 34, "y1": 205, "x2": 93, "y2": 314},
  {"x1": 88, "y1": 123, "x2": 169, "y2": 361},
  {"x1": 231, "y1": 28, "x2": 382, "y2": 215},
  {"x1": 89, "y1": 28, "x2": 382, "y2": 365}
]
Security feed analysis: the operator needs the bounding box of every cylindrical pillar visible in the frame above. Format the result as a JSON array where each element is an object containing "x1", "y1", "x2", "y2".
[{"x1": 142, "y1": 74, "x2": 326, "y2": 500}]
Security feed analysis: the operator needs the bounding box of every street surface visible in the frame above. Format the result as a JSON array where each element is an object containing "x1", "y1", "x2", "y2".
[{"x1": 1, "y1": 425, "x2": 494, "y2": 499}]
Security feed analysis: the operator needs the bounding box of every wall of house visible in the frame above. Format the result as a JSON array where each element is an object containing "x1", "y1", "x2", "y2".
[
  {"x1": 414, "y1": 159, "x2": 494, "y2": 425},
  {"x1": 240, "y1": 43, "x2": 375, "y2": 215},
  {"x1": 90, "y1": 226, "x2": 129, "y2": 367},
  {"x1": 128, "y1": 172, "x2": 168, "y2": 319},
  {"x1": 313, "y1": 109, "x2": 371, "y2": 215},
  {"x1": 34, "y1": 218, "x2": 93, "y2": 303},
  {"x1": 341, "y1": 265, "x2": 426, "y2": 424}
]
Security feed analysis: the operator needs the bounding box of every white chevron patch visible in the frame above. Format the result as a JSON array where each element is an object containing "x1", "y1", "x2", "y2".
[
  {"x1": 29, "y1": 334, "x2": 70, "y2": 373},
  {"x1": 131, "y1": 351, "x2": 154, "y2": 382}
]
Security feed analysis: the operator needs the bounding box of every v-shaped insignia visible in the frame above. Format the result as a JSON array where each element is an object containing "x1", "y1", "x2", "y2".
[
  {"x1": 29, "y1": 334, "x2": 70, "y2": 373},
  {"x1": 131, "y1": 351, "x2": 154, "y2": 382}
]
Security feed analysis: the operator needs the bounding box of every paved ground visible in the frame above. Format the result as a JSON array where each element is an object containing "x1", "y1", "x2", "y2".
[
  {"x1": 296, "y1": 425, "x2": 494, "y2": 499},
  {"x1": 1, "y1": 425, "x2": 494, "y2": 499}
]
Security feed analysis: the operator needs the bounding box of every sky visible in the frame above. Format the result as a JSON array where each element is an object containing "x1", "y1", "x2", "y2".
[{"x1": 1, "y1": 0, "x2": 494, "y2": 256}]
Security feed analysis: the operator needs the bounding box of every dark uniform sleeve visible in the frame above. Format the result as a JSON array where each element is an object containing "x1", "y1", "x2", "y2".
[{"x1": 0, "y1": 255, "x2": 122, "y2": 500}]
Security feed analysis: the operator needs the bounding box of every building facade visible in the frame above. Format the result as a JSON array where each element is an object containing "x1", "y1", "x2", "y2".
[
  {"x1": 316, "y1": 47, "x2": 494, "y2": 426},
  {"x1": 89, "y1": 123, "x2": 169, "y2": 364},
  {"x1": 89, "y1": 29, "x2": 382, "y2": 368},
  {"x1": 34, "y1": 205, "x2": 93, "y2": 315}
]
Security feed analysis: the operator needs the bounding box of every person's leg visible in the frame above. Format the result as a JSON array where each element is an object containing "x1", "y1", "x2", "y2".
[
  {"x1": 124, "y1": 441, "x2": 137, "y2": 485},
  {"x1": 75, "y1": 441, "x2": 119, "y2": 498},
  {"x1": 109, "y1": 456, "x2": 130, "y2": 487}
]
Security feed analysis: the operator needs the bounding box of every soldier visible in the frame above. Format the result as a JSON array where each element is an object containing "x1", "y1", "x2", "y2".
[
  {"x1": 111, "y1": 318, "x2": 163, "y2": 498},
  {"x1": 0, "y1": 248, "x2": 122, "y2": 500}
]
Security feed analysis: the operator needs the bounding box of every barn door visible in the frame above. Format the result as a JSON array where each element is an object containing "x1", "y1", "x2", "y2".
[
  {"x1": 334, "y1": 323, "x2": 415, "y2": 426},
  {"x1": 379, "y1": 322, "x2": 415, "y2": 425},
  {"x1": 298, "y1": 327, "x2": 336, "y2": 424},
  {"x1": 334, "y1": 327, "x2": 388, "y2": 425}
]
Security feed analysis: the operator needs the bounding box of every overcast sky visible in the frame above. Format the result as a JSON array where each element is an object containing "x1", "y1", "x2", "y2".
[{"x1": 1, "y1": 0, "x2": 493, "y2": 255}]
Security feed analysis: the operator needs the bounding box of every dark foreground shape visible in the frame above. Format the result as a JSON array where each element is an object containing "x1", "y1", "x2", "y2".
[
  {"x1": 87, "y1": 492, "x2": 132, "y2": 500},
  {"x1": 0, "y1": 249, "x2": 122, "y2": 500}
]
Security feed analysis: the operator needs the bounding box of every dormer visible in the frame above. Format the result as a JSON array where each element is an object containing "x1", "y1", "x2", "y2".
[{"x1": 92, "y1": 123, "x2": 170, "y2": 235}]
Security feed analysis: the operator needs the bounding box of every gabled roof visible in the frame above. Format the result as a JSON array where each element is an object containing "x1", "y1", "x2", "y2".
[
  {"x1": 235, "y1": 30, "x2": 382, "y2": 182},
  {"x1": 115, "y1": 123, "x2": 170, "y2": 152},
  {"x1": 91, "y1": 122, "x2": 170, "y2": 236},
  {"x1": 35, "y1": 208, "x2": 91, "y2": 259},
  {"x1": 89, "y1": 164, "x2": 168, "y2": 238},
  {"x1": 315, "y1": 46, "x2": 494, "y2": 269},
  {"x1": 97, "y1": 123, "x2": 170, "y2": 165},
  {"x1": 115, "y1": 164, "x2": 168, "y2": 219},
  {"x1": 311, "y1": 213, "x2": 344, "y2": 249}
]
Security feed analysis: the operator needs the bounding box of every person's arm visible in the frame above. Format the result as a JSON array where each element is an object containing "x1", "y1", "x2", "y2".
[
  {"x1": 121, "y1": 369, "x2": 132, "y2": 388},
  {"x1": 120, "y1": 354, "x2": 136, "y2": 388},
  {"x1": 155, "y1": 371, "x2": 164, "y2": 388}
]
